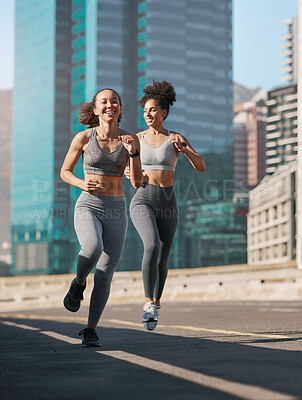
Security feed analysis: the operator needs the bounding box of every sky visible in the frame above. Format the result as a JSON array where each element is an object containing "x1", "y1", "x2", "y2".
[
  {"x1": 233, "y1": 0, "x2": 298, "y2": 90},
  {"x1": 0, "y1": 0, "x2": 298, "y2": 92}
]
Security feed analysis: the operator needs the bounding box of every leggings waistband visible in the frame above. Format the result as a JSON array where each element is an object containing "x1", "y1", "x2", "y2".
[{"x1": 136, "y1": 183, "x2": 175, "y2": 201}]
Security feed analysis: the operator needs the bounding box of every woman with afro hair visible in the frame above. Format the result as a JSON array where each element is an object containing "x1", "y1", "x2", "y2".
[{"x1": 129, "y1": 80, "x2": 205, "y2": 330}]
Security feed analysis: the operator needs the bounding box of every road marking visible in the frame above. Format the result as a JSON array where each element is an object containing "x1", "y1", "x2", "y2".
[
  {"x1": 0, "y1": 319, "x2": 297, "y2": 400},
  {"x1": 1, "y1": 320, "x2": 40, "y2": 331},
  {"x1": 41, "y1": 331, "x2": 82, "y2": 344},
  {"x1": 98, "y1": 350, "x2": 297, "y2": 400},
  {"x1": 0, "y1": 313, "x2": 87, "y2": 322},
  {"x1": 167, "y1": 325, "x2": 292, "y2": 339},
  {"x1": 0, "y1": 313, "x2": 293, "y2": 339},
  {"x1": 259, "y1": 308, "x2": 300, "y2": 313},
  {"x1": 0, "y1": 319, "x2": 81, "y2": 344}
]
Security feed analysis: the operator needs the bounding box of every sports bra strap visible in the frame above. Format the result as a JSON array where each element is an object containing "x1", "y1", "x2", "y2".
[{"x1": 89, "y1": 127, "x2": 96, "y2": 142}]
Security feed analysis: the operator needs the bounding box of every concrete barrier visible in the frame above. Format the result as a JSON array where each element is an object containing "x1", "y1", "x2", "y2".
[{"x1": 0, "y1": 262, "x2": 301, "y2": 312}]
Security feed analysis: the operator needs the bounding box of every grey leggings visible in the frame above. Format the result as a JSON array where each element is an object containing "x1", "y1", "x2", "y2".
[
  {"x1": 74, "y1": 192, "x2": 128, "y2": 326},
  {"x1": 130, "y1": 184, "x2": 178, "y2": 299}
]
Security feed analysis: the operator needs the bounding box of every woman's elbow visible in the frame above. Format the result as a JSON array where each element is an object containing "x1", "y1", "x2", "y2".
[
  {"x1": 196, "y1": 162, "x2": 206, "y2": 172},
  {"x1": 132, "y1": 180, "x2": 142, "y2": 189},
  {"x1": 60, "y1": 168, "x2": 68, "y2": 182}
]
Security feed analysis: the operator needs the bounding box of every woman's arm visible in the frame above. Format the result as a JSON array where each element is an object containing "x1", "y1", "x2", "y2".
[
  {"x1": 119, "y1": 134, "x2": 143, "y2": 188},
  {"x1": 170, "y1": 132, "x2": 206, "y2": 172},
  {"x1": 60, "y1": 131, "x2": 98, "y2": 191}
]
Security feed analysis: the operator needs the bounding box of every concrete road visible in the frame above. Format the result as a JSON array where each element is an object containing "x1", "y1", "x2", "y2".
[{"x1": 0, "y1": 301, "x2": 302, "y2": 400}]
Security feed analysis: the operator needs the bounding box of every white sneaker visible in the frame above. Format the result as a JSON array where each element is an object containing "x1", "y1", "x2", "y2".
[{"x1": 142, "y1": 301, "x2": 158, "y2": 331}]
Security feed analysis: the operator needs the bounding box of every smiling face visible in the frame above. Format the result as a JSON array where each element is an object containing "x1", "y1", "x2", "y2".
[
  {"x1": 143, "y1": 99, "x2": 167, "y2": 127},
  {"x1": 93, "y1": 89, "x2": 122, "y2": 123}
]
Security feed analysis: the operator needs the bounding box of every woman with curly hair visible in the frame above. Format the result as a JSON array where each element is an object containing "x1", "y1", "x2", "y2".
[
  {"x1": 61, "y1": 88, "x2": 142, "y2": 346},
  {"x1": 129, "y1": 80, "x2": 205, "y2": 330}
]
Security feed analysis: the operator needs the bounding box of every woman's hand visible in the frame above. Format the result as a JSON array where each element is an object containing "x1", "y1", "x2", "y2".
[
  {"x1": 80, "y1": 178, "x2": 99, "y2": 192},
  {"x1": 124, "y1": 164, "x2": 131, "y2": 180},
  {"x1": 119, "y1": 134, "x2": 137, "y2": 154},
  {"x1": 169, "y1": 132, "x2": 182, "y2": 150},
  {"x1": 142, "y1": 173, "x2": 149, "y2": 183}
]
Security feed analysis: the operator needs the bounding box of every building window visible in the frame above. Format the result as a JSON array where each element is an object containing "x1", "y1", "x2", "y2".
[
  {"x1": 138, "y1": 17, "x2": 146, "y2": 29},
  {"x1": 138, "y1": 2, "x2": 146, "y2": 13},
  {"x1": 273, "y1": 245, "x2": 278, "y2": 258}
]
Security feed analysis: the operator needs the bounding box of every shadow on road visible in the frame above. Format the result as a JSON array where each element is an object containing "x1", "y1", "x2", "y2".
[{"x1": 0, "y1": 316, "x2": 301, "y2": 400}]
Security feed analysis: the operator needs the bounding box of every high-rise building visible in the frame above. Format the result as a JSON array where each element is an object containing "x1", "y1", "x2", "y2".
[
  {"x1": 0, "y1": 89, "x2": 12, "y2": 270},
  {"x1": 265, "y1": 83, "x2": 298, "y2": 175},
  {"x1": 265, "y1": 14, "x2": 298, "y2": 175},
  {"x1": 247, "y1": 162, "x2": 296, "y2": 265},
  {"x1": 11, "y1": 0, "x2": 233, "y2": 274},
  {"x1": 137, "y1": 0, "x2": 233, "y2": 153},
  {"x1": 233, "y1": 89, "x2": 267, "y2": 189},
  {"x1": 281, "y1": 16, "x2": 298, "y2": 83},
  {"x1": 11, "y1": 0, "x2": 73, "y2": 275},
  {"x1": 69, "y1": 0, "x2": 234, "y2": 270},
  {"x1": 247, "y1": 13, "x2": 299, "y2": 267}
]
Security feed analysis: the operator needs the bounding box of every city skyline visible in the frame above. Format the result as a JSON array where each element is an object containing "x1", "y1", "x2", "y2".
[
  {"x1": 0, "y1": 0, "x2": 298, "y2": 91},
  {"x1": 11, "y1": 0, "x2": 236, "y2": 274}
]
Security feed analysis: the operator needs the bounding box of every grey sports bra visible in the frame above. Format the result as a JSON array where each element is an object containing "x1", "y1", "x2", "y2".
[
  {"x1": 140, "y1": 130, "x2": 178, "y2": 171},
  {"x1": 83, "y1": 128, "x2": 129, "y2": 177}
]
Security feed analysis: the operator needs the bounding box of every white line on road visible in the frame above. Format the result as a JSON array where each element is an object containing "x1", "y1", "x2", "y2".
[
  {"x1": 0, "y1": 319, "x2": 81, "y2": 344},
  {"x1": 0, "y1": 319, "x2": 299, "y2": 399},
  {"x1": 41, "y1": 331, "x2": 82, "y2": 344},
  {"x1": 1, "y1": 320, "x2": 40, "y2": 331},
  {"x1": 259, "y1": 308, "x2": 300, "y2": 313},
  {"x1": 168, "y1": 325, "x2": 292, "y2": 339},
  {"x1": 0, "y1": 314, "x2": 293, "y2": 339},
  {"x1": 98, "y1": 350, "x2": 298, "y2": 400}
]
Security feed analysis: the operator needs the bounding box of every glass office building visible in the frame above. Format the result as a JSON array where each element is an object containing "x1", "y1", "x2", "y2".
[
  {"x1": 12, "y1": 0, "x2": 73, "y2": 274},
  {"x1": 12, "y1": 0, "x2": 234, "y2": 274},
  {"x1": 137, "y1": 0, "x2": 233, "y2": 153}
]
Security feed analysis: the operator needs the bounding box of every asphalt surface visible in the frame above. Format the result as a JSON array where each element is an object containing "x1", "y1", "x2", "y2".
[{"x1": 0, "y1": 301, "x2": 302, "y2": 400}]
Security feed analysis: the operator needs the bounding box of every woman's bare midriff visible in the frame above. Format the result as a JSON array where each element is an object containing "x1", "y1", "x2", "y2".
[
  {"x1": 143, "y1": 170, "x2": 174, "y2": 187},
  {"x1": 84, "y1": 174, "x2": 124, "y2": 196}
]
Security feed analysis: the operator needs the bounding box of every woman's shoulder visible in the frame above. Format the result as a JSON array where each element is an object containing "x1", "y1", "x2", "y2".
[
  {"x1": 170, "y1": 130, "x2": 186, "y2": 140},
  {"x1": 73, "y1": 129, "x2": 92, "y2": 147},
  {"x1": 136, "y1": 131, "x2": 144, "y2": 140},
  {"x1": 122, "y1": 130, "x2": 139, "y2": 141}
]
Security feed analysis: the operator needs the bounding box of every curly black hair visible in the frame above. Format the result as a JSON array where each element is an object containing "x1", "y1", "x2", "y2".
[
  {"x1": 139, "y1": 80, "x2": 176, "y2": 119},
  {"x1": 78, "y1": 88, "x2": 122, "y2": 127}
]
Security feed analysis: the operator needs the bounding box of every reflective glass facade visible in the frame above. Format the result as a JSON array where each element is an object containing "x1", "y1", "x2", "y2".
[
  {"x1": 137, "y1": 0, "x2": 233, "y2": 153},
  {"x1": 12, "y1": 0, "x2": 73, "y2": 274},
  {"x1": 12, "y1": 0, "x2": 236, "y2": 274},
  {"x1": 183, "y1": 201, "x2": 247, "y2": 267}
]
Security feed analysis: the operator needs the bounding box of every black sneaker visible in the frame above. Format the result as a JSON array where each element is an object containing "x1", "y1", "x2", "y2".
[
  {"x1": 63, "y1": 278, "x2": 86, "y2": 312},
  {"x1": 78, "y1": 328, "x2": 101, "y2": 347}
]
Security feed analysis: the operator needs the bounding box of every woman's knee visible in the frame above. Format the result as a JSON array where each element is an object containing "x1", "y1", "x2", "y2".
[
  {"x1": 144, "y1": 240, "x2": 160, "y2": 258},
  {"x1": 80, "y1": 240, "x2": 103, "y2": 263},
  {"x1": 94, "y1": 268, "x2": 113, "y2": 288}
]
